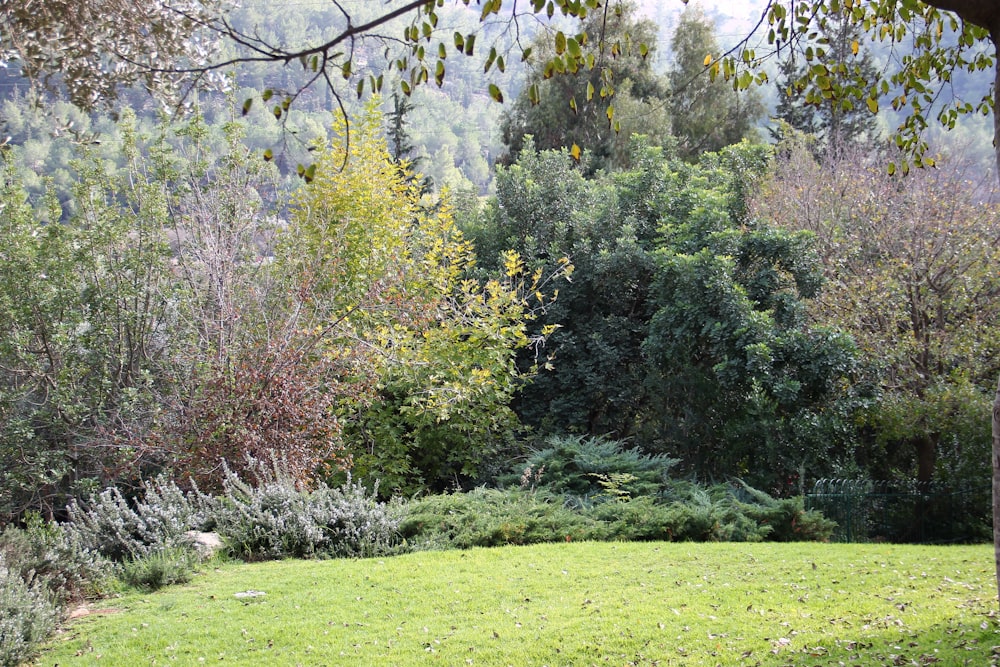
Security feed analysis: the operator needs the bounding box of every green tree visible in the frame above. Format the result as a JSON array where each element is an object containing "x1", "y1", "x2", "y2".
[
  {"x1": 472, "y1": 137, "x2": 658, "y2": 439},
  {"x1": 667, "y1": 6, "x2": 764, "y2": 160},
  {"x1": 642, "y1": 143, "x2": 863, "y2": 492},
  {"x1": 772, "y1": 4, "x2": 882, "y2": 149},
  {"x1": 499, "y1": 1, "x2": 670, "y2": 170},
  {"x1": 284, "y1": 102, "x2": 567, "y2": 495},
  {"x1": 0, "y1": 115, "x2": 172, "y2": 521}
]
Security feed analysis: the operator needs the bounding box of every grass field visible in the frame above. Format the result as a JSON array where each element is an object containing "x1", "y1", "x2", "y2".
[{"x1": 35, "y1": 542, "x2": 998, "y2": 666}]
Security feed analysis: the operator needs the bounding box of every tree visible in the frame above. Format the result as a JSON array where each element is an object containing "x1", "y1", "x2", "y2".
[
  {"x1": 283, "y1": 102, "x2": 568, "y2": 495},
  {"x1": 4, "y1": 2, "x2": 996, "y2": 171},
  {"x1": 772, "y1": 4, "x2": 882, "y2": 149},
  {"x1": 6, "y1": 1, "x2": 994, "y2": 176},
  {"x1": 755, "y1": 136, "x2": 1000, "y2": 485},
  {"x1": 499, "y1": 1, "x2": 670, "y2": 170},
  {"x1": 642, "y1": 143, "x2": 863, "y2": 492},
  {"x1": 472, "y1": 137, "x2": 658, "y2": 440},
  {"x1": 0, "y1": 115, "x2": 173, "y2": 521},
  {"x1": 668, "y1": 6, "x2": 764, "y2": 159},
  {"x1": 0, "y1": 0, "x2": 223, "y2": 109}
]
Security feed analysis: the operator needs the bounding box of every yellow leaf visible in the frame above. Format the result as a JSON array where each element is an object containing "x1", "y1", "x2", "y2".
[
  {"x1": 570, "y1": 143, "x2": 581, "y2": 161},
  {"x1": 851, "y1": 40, "x2": 859, "y2": 56},
  {"x1": 703, "y1": 53, "x2": 712, "y2": 67},
  {"x1": 866, "y1": 97, "x2": 878, "y2": 113}
]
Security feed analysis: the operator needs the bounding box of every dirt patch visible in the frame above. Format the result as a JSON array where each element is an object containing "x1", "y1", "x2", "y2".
[{"x1": 66, "y1": 604, "x2": 122, "y2": 620}]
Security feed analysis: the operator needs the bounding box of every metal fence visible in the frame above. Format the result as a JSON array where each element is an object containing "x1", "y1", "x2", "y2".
[{"x1": 805, "y1": 479, "x2": 991, "y2": 544}]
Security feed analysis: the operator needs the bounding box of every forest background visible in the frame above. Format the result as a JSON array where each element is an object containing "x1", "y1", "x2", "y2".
[{"x1": 0, "y1": 0, "x2": 997, "y2": 542}]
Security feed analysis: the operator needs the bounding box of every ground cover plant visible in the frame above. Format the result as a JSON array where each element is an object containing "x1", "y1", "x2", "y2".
[{"x1": 35, "y1": 542, "x2": 996, "y2": 666}]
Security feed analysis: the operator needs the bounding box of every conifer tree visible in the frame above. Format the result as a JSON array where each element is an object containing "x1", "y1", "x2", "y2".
[{"x1": 773, "y1": 4, "x2": 882, "y2": 150}]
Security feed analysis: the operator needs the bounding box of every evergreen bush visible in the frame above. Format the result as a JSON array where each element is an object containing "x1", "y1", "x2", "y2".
[
  {"x1": 202, "y1": 458, "x2": 401, "y2": 561},
  {"x1": 399, "y1": 488, "x2": 602, "y2": 549},
  {"x1": 513, "y1": 434, "x2": 680, "y2": 500},
  {"x1": 120, "y1": 547, "x2": 198, "y2": 591},
  {"x1": 66, "y1": 476, "x2": 208, "y2": 562},
  {"x1": 0, "y1": 557, "x2": 60, "y2": 667}
]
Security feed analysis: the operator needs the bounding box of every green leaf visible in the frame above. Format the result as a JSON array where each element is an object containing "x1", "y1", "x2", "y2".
[{"x1": 488, "y1": 84, "x2": 503, "y2": 103}]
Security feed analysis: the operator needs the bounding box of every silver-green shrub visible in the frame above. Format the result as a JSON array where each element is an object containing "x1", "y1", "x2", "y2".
[
  {"x1": 65, "y1": 475, "x2": 208, "y2": 562},
  {"x1": 202, "y1": 458, "x2": 400, "y2": 561},
  {"x1": 0, "y1": 557, "x2": 60, "y2": 667},
  {"x1": 0, "y1": 515, "x2": 112, "y2": 604}
]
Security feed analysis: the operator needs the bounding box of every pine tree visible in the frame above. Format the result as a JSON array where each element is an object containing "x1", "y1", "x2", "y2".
[
  {"x1": 773, "y1": 5, "x2": 882, "y2": 150},
  {"x1": 667, "y1": 6, "x2": 764, "y2": 160}
]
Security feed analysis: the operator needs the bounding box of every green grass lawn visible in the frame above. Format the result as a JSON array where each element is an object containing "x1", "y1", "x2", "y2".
[{"x1": 35, "y1": 542, "x2": 998, "y2": 666}]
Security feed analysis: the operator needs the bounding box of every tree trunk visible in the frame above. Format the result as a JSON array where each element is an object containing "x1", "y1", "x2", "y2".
[
  {"x1": 991, "y1": 27, "x2": 1000, "y2": 610},
  {"x1": 993, "y1": 374, "x2": 1000, "y2": 603}
]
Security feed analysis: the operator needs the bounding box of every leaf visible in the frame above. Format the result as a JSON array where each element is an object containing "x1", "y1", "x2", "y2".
[
  {"x1": 555, "y1": 31, "x2": 567, "y2": 55},
  {"x1": 241, "y1": 98, "x2": 252, "y2": 116},
  {"x1": 703, "y1": 53, "x2": 713, "y2": 67},
  {"x1": 866, "y1": 97, "x2": 879, "y2": 113},
  {"x1": 488, "y1": 84, "x2": 503, "y2": 103},
  {"x1": 570, "y1": 143, "x2": 581, "y2": 161},
  {"x1": 262, "y1": 148, "x2": 273, "y2": 161}
]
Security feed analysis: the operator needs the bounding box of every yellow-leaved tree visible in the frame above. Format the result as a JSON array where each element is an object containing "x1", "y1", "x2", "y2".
[{"x1": 282, "y1": 100, "x2": 570, "y2": 495}]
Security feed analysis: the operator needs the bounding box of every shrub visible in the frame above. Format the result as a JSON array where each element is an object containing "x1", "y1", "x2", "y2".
[
  {"x1": 0, "y1": 557, "x2": 60, "y2": 667},
  {"x1": 513, "y1": 435, "x2": 679, "y2": 500},
  {"x1": 0, "y1": 513, "x2": 112, "y2": 604},
  {"x1": 397, "y1": 480, "x2": 837, "y2": 551},
  {"x1": 202, "y1": 458, "x2": 401, "y2": 561},
  {"x1": 726, "y1": 481, "x2": 836, "y2": 542},
  {"x1": 65, "y1": 475, "x2": 208, "y2": 562},
  {"x1": 398, "y1": 488, "x2": 602, "y2": 549},
  {"x1": 120, "y1": 547, "x2": 198, "y2": 591}
]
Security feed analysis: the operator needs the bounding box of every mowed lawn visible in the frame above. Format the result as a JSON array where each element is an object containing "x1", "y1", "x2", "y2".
[{"x1": 35, "y1": 542, "x2": 998, "y2": 666}]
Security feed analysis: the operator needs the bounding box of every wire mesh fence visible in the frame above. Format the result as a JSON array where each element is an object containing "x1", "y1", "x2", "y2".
[{"x1": 805, "y1": 478, "x2": 991, "y2": 544}]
